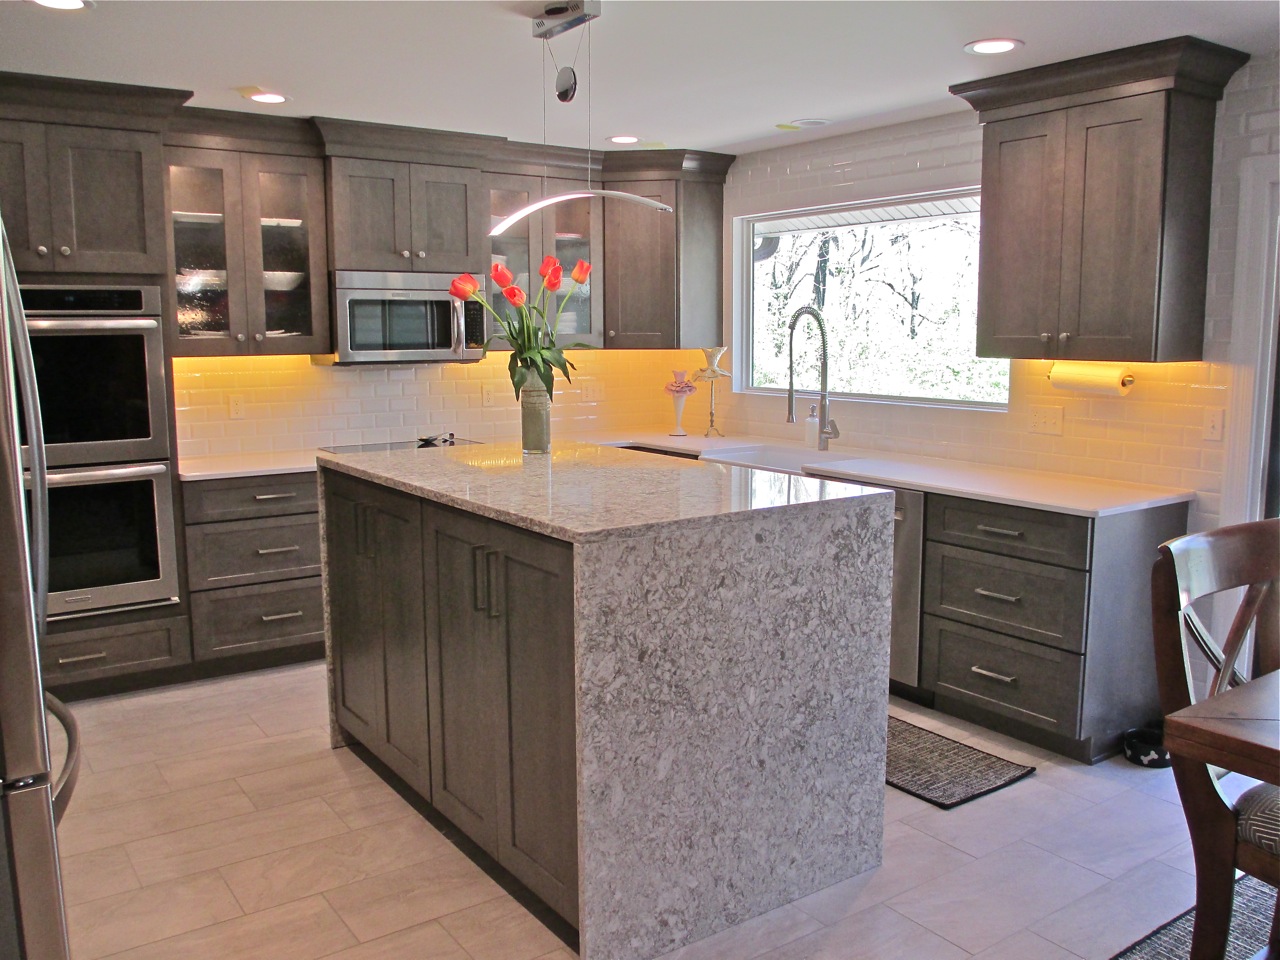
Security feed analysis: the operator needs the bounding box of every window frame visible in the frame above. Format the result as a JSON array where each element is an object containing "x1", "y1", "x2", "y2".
[{"x1": 733, "y1": 185, "x2": 1008, "y2": 412}]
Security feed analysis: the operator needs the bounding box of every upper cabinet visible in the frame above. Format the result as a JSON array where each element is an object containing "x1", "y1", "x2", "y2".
[
  {"x1": 0, "y1": 73, "x2": 190, "y2": 275},
  {"x1": 486, "y1": 169, "x2": 603, "y2": 347},
  {"x1": 601, "y1": 150, "x2": 733, "y2": 350},
  {"x1": 167, "y1": 147, "x2": 329, "y2": 356},
  {"x1": 951, "y1": 37, "x2": 1249, "y2": 362},
  {"x1": 328, "y1": 158, "x2": 487, "y2": 273}
]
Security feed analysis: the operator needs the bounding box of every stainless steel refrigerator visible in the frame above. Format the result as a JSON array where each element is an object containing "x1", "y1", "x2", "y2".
[{"x1": 0, "y1": 204, "x2": 76, "y2": 959}]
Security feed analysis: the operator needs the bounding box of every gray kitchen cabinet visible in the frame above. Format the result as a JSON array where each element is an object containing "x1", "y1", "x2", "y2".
[
  {"x1": 0, "y1": 120, "x2": 168, "y2": 274},
  {"x1": 40, "y1": 615, "x2": 192, "y2": 686},
  {"x1": 167, "y1": 146, "x2": 329, "y2": 356},
  {"x1": 422, "y1": 498, "x2": 578, "y2": 926},
  {"x1": 601, "y1": 150, "x2": 733, "y2": 349},
  {"x1": 324, "y1": 469, "x2": 432, "y2": 800},
  {"x1": 328, "y1": 157, "x2": 487, "y2": 274},
  {"x1": 952, "y1": 37, "x2": 1249, "y2": 362},
  {"x1": 183, "y1": 472, "x2": 325, "y2": 663},
  {"x1": 486, "y1": 172, "x2": 603, "y2": 347},
  {"x1": 920, "y1": 493, "x2": 1187, "y2": 762}
]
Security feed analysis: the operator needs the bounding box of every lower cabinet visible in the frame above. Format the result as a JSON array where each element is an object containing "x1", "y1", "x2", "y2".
[
  {"x1": 323, "y1": 470, "x2": 578, "y2": 927},
  {"x1": 325, "y1": 471, "x2": 432, "y2": 800},
  {"x1": 422, "y1": 499, "x2": 578, "y2": 926},
  {"x1": 41, "y1": 615, "x2": 191, "y2": 685}
]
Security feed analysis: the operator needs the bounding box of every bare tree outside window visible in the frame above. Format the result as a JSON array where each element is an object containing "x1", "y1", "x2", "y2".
[{"x1": 748, "y1": 197, "x2": 1009, "y2": 406}]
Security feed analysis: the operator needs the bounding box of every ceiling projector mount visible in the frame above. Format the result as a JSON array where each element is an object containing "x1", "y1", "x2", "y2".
[{"x1": 532, "y1": 0, "x2": 600, "y2": 40}]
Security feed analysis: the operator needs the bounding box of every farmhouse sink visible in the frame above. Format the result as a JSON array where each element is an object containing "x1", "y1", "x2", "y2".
[{"x1": 698, "y1": 444, "x2": 859, "y2": 476}]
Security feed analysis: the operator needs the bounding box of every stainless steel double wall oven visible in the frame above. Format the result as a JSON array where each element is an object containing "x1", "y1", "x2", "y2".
[{"x1": 18, "y1": 285, "x2": 179, "y2": 618}]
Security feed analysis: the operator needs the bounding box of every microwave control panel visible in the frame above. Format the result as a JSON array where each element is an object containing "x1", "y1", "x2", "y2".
[{"x1": 464, "y1": 301, "x2": 486, "y2": 349}]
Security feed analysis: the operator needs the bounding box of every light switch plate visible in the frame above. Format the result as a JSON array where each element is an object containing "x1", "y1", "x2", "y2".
[
  {"x1": 1029, "y1": 404, "x2": 1063, "y2": 435},
  {"x1": 1204, "y1": 407, "x2": 1225, "y2": 442}
]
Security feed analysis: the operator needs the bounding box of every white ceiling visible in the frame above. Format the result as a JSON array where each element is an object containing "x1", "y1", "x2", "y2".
[{"x1": 1, "y1": 1, "x2": 1276, "y2": 157}]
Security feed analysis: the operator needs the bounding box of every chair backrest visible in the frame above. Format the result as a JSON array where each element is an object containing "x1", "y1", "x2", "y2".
[{"x1": 1151, "y1": 518, "x2": 1280, "y2": 717}]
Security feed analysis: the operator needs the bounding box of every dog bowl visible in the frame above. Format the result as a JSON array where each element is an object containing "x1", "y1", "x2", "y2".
[{"x1": 1123, "y1": 726, "x2": 1172, "y2": 767}]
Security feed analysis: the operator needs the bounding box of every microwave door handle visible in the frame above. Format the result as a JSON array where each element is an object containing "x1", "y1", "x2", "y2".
[{"x1": 453, "y1": 299, "x2": 465, "y2": 358}]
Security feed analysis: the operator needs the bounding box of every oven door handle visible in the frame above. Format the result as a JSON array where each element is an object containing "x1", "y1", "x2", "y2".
[
  {"x1": 43, "y1": 463, "x2": 168, "y2": 488},
  {"x1": 27, "y1": 318, "x2": 159, "y2": 333}
]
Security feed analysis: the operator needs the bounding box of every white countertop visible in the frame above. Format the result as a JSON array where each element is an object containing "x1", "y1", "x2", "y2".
[{"x1": 180, "y1": 430, "x2": 1194, "y2": 518}]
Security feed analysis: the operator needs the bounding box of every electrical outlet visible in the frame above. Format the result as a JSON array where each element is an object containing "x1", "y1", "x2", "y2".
[
  {"x1": 583, "y1": 382, "x2": 604, "y2": 402},
  {"x1": 229, "y1": 395, "x2": 246, "y2": 420},
  {"x1": 1029, "y1": 404, "x2": 1063, "y2": 435},
  {"x1": 1204, "y1": 407, "x2": 1225, "y2": 442},
  {"x1": 481, "y1": 384, "x2": 496, "y2": 408}
]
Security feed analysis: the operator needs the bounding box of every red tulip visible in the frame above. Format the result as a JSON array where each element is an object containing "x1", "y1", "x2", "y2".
[
  {"x1": 570, "y1": 260, "x2": 592, "y2": 284},
  {"x1": 490, "y1": 262, "x2": 514, "y2": 288},
  {"x1": 502, "y1": 284, "x2": 527, "y2": 308},
  {"x1": 544, "y1": 263, "x2": 563, "y2": 292},
  {"x1": 538, "y1": 255, "x2": 560, "y2": 279},
  {"x1": 449, "y1": 273, "x2": 479, "y2": 300}
]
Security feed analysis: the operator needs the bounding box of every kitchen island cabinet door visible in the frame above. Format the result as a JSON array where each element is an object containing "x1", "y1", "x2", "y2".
[
  {"x1": 325, "y1": 471, "x2": 431, "y2": 799},
  {"x1": 423, "y1": 501, "x2": 578, "y2": 923}
]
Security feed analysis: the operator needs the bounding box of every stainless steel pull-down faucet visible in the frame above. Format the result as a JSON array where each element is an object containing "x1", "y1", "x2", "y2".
[{"x1": 786, "y1": 305, "x2": 840, "y2": 451}]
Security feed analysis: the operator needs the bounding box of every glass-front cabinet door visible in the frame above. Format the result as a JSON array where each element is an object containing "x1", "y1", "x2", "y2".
[
  {"x1": 241, "y1": 154, "x2": 329, "y2": 354},
  {"x1": 168, "y1": 147, "x2": 249, "y2": 353},
  {"x1": 168, "y1": 148, "x2": 328, "y2": 356}
]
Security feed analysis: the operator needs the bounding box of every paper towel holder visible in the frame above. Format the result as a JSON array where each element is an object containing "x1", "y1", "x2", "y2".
[{"x1": 1045, "y1": 364, "x2": 1135, "y2": 388}]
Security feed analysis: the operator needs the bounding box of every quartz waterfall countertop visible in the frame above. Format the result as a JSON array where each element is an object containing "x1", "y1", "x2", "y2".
[{"x1": 316, "y1": 440, "x2": 888, "y2": 543}]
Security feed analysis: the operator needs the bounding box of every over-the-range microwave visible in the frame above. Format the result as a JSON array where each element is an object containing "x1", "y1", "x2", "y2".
[{"x1": 315, "y1": 271, "x2": 487, "y2": 365}]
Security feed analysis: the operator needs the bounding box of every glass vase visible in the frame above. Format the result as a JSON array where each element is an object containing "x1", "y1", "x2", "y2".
[{"x1": 520, "y1": 376, "x2": 551, "y2": 454}]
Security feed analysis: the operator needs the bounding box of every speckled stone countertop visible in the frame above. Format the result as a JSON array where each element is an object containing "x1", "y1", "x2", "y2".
[{"x1": 316, "y1": 440, "x2": 888, "y2": 543}]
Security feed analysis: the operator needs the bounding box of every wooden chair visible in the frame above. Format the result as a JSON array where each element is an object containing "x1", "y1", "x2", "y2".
[{"x1": 1151, "y1": 517, "x2": 1280, "y2": 960}]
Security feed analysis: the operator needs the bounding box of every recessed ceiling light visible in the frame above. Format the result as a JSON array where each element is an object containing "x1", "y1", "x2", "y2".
[
  {"x1": 609, "y1": 136, "x2": 640, "y2": 144},
  {"x1": 235, "y1": 86, "x2": 291, "y2": 105},
  {"x1": 29, "y1": 0, "x2": 94, "y2": 10},
  {"x1": 789, "y1": 118, "x2": 830, "y2": 128},
  {"x1": 964, "y1": 38, "x2": 1024, "y2": 55}
]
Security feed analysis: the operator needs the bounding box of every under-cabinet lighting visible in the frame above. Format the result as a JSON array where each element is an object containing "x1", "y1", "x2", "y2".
[{"x1": 964, "y1": 38, "x2": 1024, "y2": 55}]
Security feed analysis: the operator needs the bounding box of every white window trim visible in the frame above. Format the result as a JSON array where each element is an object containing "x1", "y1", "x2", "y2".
[{"x1": 732, "y1": 185, "x2": 1006, "y2": 410}]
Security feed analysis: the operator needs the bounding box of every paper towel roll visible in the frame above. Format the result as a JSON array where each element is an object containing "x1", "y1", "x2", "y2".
[{"x1": 1048, "y1": 361, "x2": 1135, "y2": 396}]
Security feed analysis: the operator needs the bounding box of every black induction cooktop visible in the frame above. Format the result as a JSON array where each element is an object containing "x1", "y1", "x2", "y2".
[{"x1": 320, "y1": 434, "x2": 480, "y2": 454}]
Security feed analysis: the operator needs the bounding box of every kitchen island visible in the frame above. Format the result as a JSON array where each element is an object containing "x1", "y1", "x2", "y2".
[{"x1": 316, "y1": 441, "x2": 894, "y2": 960}]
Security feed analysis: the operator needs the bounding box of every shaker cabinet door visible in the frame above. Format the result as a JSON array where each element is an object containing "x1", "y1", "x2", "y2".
[
  {"x1": 974, "y1": 111, "x2": 1067, "y2": 359},
  {"x1": 329, "y1": 157, "x2": 414, "y2": 272},
  {"x1": 408, "y1": 163, "x2": 487, "y2": 274},
  {"x1": 603, "y1": 179, "x2": 677, "y2": 349},
  {"x1": 46, "y1": 125, "x2": 167, "y2": 274},
  {"x1": 0, "y1": 120, "x2": 53, "y2": 272}
]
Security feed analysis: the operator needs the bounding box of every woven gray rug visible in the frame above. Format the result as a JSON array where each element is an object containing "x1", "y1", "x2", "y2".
[
  {"x1": 885, "y1": 716, "x2": 1035, "y2": 809},
  {"x1": 1111, "y1": 874, "x2": 1275, "y2": 959}
]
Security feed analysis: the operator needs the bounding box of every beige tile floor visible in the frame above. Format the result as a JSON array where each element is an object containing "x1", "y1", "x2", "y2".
[{"x1": 48, "y1": 661, "x2": 1261, "y2": 960}]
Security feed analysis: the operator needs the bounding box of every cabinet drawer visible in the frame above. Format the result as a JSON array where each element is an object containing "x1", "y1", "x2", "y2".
[
  {"x1": 41, "y1": 615, "x2": 191, "y2": 684},
  {"x1": 927, "y1": 495, "x2": 1091, "y2": 569},
  {"x1": 922, "y1": 615, "x2": 1082, "y2": 735},
  {"x1": 183, "y1": 473, "x2": 317, "y2": 523},
  {"x1": 923, "y1": 542, "x2": 1087, "y2": 653},
  {"x1": 186, "y1": 514, "x2": 321, "y2": 590},
  {"x1": 191, "y1": 578, "x2": 324, "y2": 660}
]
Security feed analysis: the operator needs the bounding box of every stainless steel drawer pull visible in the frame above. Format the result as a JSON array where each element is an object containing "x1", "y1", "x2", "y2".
[
  {"x1": 260, "y1": 610, "x2": 304, "y2": 622},
  {"x1": 974, "y1": 587, "x2": 1022, "y2": 603},
  {"x1": 256, "y1": 545, "x2": 300, "y2": 555},
  {"x1": 253, "y1": 492, "x2": 297, "y2": 501},
  {"x1": 57, "y1": 652, "x2": 108, "y2": 665},
  {"x1": 971, "y1": 665, "x2": 1017, "y2": 684},
  {"x1": 975, "y1": 524, "x2": 1023, "y2": 538}
]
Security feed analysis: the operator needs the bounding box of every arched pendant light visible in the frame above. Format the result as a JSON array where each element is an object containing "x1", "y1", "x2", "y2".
[{"x1": 489, "y1": 12, "x2": 672, "y2": 238}]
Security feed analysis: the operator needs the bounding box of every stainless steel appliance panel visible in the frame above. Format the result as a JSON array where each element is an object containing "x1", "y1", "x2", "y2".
[
  {"x1": 889, "y1": 488, "x2": 925, "y2": 687},
  {"x1": 328, "y1": 272, "x2": 485, "y2": 364},
  {"x1": 2, "y1": 783, "x2": 69, "y2": 960}
]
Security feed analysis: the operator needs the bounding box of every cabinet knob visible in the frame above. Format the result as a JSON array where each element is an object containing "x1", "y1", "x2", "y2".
[
  {"x1": 1058, "y1": 332, "x2": 1071, "y2": 344},
  {"x1": 236, "y1": 333, "x2": 247, "y2": 342},
  {"x1": 59, "y1": 246, "x2": 71, "y2": 257},
  {"x1": 608, "y1": 330, "x2": 616, "y2": 338},
  {"x1": 254, "y1": 333, "x2": 265, "y2": 342},
  {"x1": 36, "y1": 245, "x2": 48, "y2": 257},
  {"x1": 1039, "y1": 333, "x2": 1051, "y2": 343},
  {"x1": 416, "y1": 251, "x2": 426, "y2": 259},
  {"x1": 401, "y1": 250, "x2": 411, "y2": 258}
]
